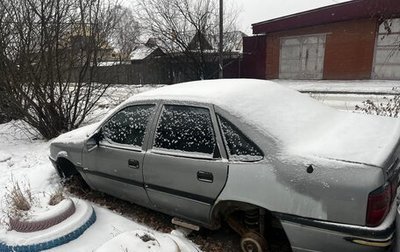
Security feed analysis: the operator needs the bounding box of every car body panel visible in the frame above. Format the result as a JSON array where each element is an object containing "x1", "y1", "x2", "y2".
[
  {"x1": 213, "y1": 159, "x2": 384, "y2": 226},
  {"x1": 142, "y1": 101, "x2": 229, "y2": 224},
  {"x1": 213, "y1": 105, "x2": 386, "y2": 225},
  {"x1": 81, "y1": 144, "x2": 150, "y2": 207},
  {"x1": 144, "y1": 150, "x2": 228, "y2": 224},
  {"x1": 279, "y1": 201, "x2": 397, "y2": 252},
  {"x1": 80, "y1": 102, "x2": 159, "y2": 207}
]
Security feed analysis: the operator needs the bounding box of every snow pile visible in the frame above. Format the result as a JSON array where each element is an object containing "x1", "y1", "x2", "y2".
[
  {"x1": 95, "y1": 229, "x2": 199, "y2": 252},
  {"x1": 0, "y1": 152, "x2": 11, "y2": 163}
]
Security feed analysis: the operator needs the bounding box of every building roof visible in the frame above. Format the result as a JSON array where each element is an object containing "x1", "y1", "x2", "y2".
[
  {"x1": 130, "y1": 45, "x2": 158, "y2": 60},
  {"x1": 130, "y1": 41, "x2": 166, "y2": 61},
  {"x1": 252, "y1": 0, "x2": 400, "y2": 34}
]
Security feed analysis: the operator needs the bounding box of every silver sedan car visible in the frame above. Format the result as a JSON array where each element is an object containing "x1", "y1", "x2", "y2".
[{"x1": 50, "y1": 79, "x2": 399, "y2": 252}]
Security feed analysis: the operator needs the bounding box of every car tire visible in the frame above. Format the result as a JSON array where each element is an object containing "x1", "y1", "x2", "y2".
[{"x1": 240, "y1": 232, "x2": 268, "y2": 252}]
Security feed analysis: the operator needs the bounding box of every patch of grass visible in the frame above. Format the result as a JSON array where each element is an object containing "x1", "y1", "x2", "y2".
[
  {"x1": 355, "y1": 89, "x2": 400, "y2": 118},
  {"x1": 4, "y1": 179, "x2": 35, "y2": 219},
  {"x1": 48, "y1": 186, "x2": 65, "y2": 206}
]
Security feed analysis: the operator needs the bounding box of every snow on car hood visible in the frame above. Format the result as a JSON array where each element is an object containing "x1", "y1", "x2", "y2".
[
  {"x1": 52, "y1": 122, "x2": 101, "y2": 144},
  {"x1": 129, "y1": 79, "x2": 400, "y2": 168}
]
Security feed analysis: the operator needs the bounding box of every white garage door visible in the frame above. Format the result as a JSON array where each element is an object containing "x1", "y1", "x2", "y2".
[
  {"x1": 373, "y1": 18, "x2": 400, "y2": 80},
  {"x1": 279, "y1": 34, "x2": 326, "y2": 79}
]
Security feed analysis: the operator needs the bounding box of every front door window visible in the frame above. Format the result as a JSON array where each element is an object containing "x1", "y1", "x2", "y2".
[
  {"x1": 153, "y1": 105, "x2": 216, "y2": 156},
  {"x1": 102, "y1": 105, "x2": 155, "y2": 147}
]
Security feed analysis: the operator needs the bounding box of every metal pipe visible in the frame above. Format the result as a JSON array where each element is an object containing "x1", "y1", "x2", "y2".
[{"x1": 219, "y1": 0, "x2": 223, "y2": 79}]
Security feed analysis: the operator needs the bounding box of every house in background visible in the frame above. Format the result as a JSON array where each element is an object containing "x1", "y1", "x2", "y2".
[
  {"x1": 130, "y1": 38, "x2": 165, "y2": 63},
  {"x1": 127, "y1": 31, "x2": 246, "y2": 84},
  {"x1": 129, "y1": 39, "x2": 168, "y2": 84},
  {"x1": 242, "y1": 0, "x2": 400, "y2": 80}
]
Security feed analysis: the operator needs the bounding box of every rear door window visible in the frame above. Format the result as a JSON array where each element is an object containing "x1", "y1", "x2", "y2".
[
  {"x1": 154, "y1": 105, "x2": 216, "y2": 156},
  {"x1": 103, "y1": 104, "x2": 155, "y2": 147},
  {"x1": 218, "y1": 115, "x2": 263, "y2": 161}
]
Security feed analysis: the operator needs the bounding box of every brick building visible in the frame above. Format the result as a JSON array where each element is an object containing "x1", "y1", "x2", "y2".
[{"x1": 242, "y1": 0, "x2": 400, "y2": 80}]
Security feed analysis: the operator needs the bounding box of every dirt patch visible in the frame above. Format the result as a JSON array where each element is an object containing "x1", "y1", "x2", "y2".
[
  {"x1": 64, "y1": 176, "x2": 290, "y2": 252},
  {"x1": 137, "y1": 233, "x2": 156, "y2": 242}
]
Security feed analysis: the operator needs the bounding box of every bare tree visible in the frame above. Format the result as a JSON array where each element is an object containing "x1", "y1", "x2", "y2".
[
  {"x1": 136, "y1": 0, "x2": 240, "y2": 80},
  {"x1": 111, "y1": 5, "x2": 141, "y2": 61},
  {"x1": 0, "y1": 0, "x2": 120, "y2": 139}
]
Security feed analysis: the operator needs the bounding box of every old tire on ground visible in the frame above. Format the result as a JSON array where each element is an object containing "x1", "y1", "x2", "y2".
[
  {"x1": 0, "y1": 200, "x2": 96, "y2": 252},
  {"x1": 9, "y1": 198, "x2": 76, "y2": 232},
  {"x1": 240, "y1": 232, "x2": 268, "y2": 252}
]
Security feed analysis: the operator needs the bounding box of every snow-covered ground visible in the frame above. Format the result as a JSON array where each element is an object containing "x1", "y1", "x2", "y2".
[
  {"x1": 278, "y1": 79, "x2": 400, "y2": 111},
  {"x1": 281, "y1": 79, "x2": 400, "y2": 94},
  {"x1": 0, "y1": 85, "x2": 198, "y2": 252},
  {"x1": 84, "y1": 84, "x2": 164, "y2": 125}
]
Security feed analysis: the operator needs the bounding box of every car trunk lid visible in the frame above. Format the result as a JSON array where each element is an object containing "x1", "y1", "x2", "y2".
[{"x1": 291, "y1": 112, "x2": 400, "y2": 171}]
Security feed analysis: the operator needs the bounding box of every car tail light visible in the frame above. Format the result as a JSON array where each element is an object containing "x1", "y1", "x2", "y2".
[
  {"x1": 366, "y1": 158, "x2": 400, "y2": 227},
  {"x1": 366, "y1": 183, "x2": 391, "y2": 227}
]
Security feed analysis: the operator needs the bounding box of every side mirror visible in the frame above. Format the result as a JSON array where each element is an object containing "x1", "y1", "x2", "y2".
[
  {"x1": 86, "y1": 129, "x2": 104, "y2": 152},
  {"x1": 93, "y1": 129, "x2": 104, "y2": 146}
]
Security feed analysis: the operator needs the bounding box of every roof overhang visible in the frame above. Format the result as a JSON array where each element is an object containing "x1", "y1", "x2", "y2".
[{"x1": 252, "y1": 0, "x2": 400, "y2": 34}]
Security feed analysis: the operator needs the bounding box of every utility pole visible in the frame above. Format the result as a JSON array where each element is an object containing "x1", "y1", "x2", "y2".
[{"x1": 218, "y1": 0, "x2": 223, "y2": 79}]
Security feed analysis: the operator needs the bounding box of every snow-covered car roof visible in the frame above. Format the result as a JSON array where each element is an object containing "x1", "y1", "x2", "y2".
[{"x1": 127, "y1": 79, "x2": 400, "y2": 167}]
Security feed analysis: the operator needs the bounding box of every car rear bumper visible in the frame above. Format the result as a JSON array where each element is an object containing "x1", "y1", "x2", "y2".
[
  {"x1": 393, "y1": 204, "x2": 400, "y2": 252},
  {"x1": 275, "y1": 202, "x2": 396, "y2": 252}
]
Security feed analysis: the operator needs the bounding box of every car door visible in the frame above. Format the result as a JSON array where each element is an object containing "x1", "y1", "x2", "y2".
[
  {"x1": 143, "y1": 103, "x2": 228, "y2": 224},
  {"x1": 82, "y1": 103, "x2": 157, "y2": 207}
]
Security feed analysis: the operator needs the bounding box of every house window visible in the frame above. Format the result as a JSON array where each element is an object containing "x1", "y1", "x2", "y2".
[
  {"x1": 373, "y1": 18, "x2": 400, "y2": 80},
  {"x1": 279, "y1": 34, "x2": 326, "y2": 80}
]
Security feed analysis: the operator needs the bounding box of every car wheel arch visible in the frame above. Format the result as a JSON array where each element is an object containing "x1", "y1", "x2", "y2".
[
  {"x1": 56, "y1": 157, "x2": 79, "y2": 179},
  {"x1": 211, "y1": 200, "x2": 272, "y2": 223},
  {"x1": 210, "y1": 200, "x2": 291, "y2": 250}
]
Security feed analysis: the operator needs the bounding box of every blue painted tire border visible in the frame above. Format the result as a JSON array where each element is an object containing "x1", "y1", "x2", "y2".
[{"x1": 0, "y1": 207, "x2": 96, "y2": 252}]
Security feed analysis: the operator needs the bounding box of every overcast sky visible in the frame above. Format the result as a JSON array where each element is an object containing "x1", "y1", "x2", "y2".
[
  {"x1": 123, "y1": 0, "x2": 352, "y2": 35},
  {"x1": 235, "y1": 0, "x2": 351, "y2": 34}
]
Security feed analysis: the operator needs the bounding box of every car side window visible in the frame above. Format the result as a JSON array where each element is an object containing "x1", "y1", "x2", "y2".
[
  {"x1": 154, "y1": 105, "x2": 216, "y2": 155},
  {"x1": 218, "y1": 115, "x2": 263, "y2": 161},
  {"x1": 102, "y1": 105, "x2": 155, "y2": 147}
]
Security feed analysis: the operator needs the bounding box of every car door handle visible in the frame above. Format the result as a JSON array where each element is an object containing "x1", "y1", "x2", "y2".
[
  {"x1": 128, "y1": 159, "x2": 140, "y2": 169},
  {"x1": 197, "y1": 171, "x2": 213, "y2": 183}
]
